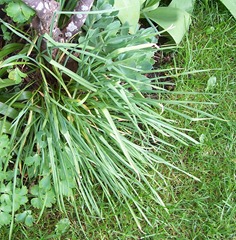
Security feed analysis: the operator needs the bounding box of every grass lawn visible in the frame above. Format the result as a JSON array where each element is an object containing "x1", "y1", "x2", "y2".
[{"x1": 1, "y1": 2, "x2": 235, "y2": 239}]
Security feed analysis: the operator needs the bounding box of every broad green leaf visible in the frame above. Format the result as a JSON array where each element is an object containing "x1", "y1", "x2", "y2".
[
  {"x1": 31, "y1": 189, "x2": 56, "y2": 209},
  {"x1": 145, "y1": 7, "x2": 191, "y2": 44},
  {"x1": 205, "y1": 76, "x2": 217, "y2": 91},
  {"x1": 31, "y1": 198, "x2": 41, "y2": 209},
  {"x1": 25, "y1": 214, "x2": 34, "y2": 227},
  {"x1": 14, "y1": 196, "x2": 28, "y2": 210},
  {"x1": 0, "y1": 203, "x2": 11, "y2": 213},
  {"x1": 114, "y1": 0, "x2": 140, "y2": 34},
  {"x1": 55, "y1": 218, "x2": 71, "y2": 235},
  {"x1": 25, "y1": 154, "x2": 41, "y2": 167},
  {"x1": 39, "y1": 176, "x2": 51, "y2": 191},
  {"x1": 5, "y1": 171, "x2": 14, "y2": 181},
  {"x1": 8, "y1": 68, "x2": 27, "y2": 83},
  {"x1": 15, "y1": 186, "x2": 28, "y2": 196},
  {"x1": 0, "y1": 102, "x2": 19, "y2": 119},
  {"x1": 220, "y1": 0, "x2": 236, "y2": 19},
  {"x1": 169, "y1": 0, "x2": 196, "y2": 14},
  {"x1": 15, "y1": 210, "x2": 34, "y2": 226},
  {"x1": 0, "y1": 78, "x2": 21, "y2": 89},
  {"x1": 0, "y1": 212, "x2": 11, "y2": 226},
  {"x1": 30, "y1": 185, "x2": 39, "y2": 196},
  {"x1": 0, "y1": 194, "x2": 11, "y2": 204},
  {"x1": 43, "y1": 190, "x2": 56, "y2": 208},
  {"x1": 11, "y1": 187, "x2": 28, "y2": 211},
  {"x1": 0, "y1": 182, "x2": 12, "y2": 194},
  {"x1": 15, "y1": 211, "x2": 28, "y2": 222},
  {"x1": 6, "y1": 1, "x2": 35, "y2": 23}
]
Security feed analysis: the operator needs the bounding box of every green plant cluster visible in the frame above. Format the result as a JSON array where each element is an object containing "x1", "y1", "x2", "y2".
[
  {"x1": 1, "y1": 0, "x2": 235, "y2": 43},
  {"x1": 0, "y1": 0, "x2": 191, "y2": 234},
  {"x1": 114, "y1": 0, "x2": 236, "y2": 43},
  {"x1": 0, "y1": 0, "x2": 234, "y2": 238},
  {"x1": 0, "y1": 0, "x2": 34, "y2": 23}
]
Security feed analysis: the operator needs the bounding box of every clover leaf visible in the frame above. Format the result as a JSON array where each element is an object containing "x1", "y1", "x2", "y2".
[
  {"x1": 0, "y1": 212, "x2": 11, "y2": 227},
  {"x1": 6, "y1": 0, "x2": 35, "y2": 23}
]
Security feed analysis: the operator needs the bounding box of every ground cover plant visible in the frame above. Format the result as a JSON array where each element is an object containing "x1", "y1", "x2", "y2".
[{"x1": 0, "y1": 0, "x2": 235, "y2": 239}]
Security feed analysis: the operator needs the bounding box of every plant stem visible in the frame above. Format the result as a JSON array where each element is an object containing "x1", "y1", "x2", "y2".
[
  {"x1": 22, "y1": 0, "x2": 61, "y2": 38},
  {"x1": 62, "y1": 0, "x2": 95, "y2": 39},
  {"x1": 22, "y1": 0, "x2": 95, "y2": 42}
]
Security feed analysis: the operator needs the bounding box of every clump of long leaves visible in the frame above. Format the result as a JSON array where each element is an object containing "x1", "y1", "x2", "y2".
[{"x1": 0, "y1": 0, "x2": 215, "y2": 236}]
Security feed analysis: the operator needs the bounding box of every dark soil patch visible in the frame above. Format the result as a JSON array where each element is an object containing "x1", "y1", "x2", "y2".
[{"x1": 147, "y1": 50, "x2": 176, "y2": 91}]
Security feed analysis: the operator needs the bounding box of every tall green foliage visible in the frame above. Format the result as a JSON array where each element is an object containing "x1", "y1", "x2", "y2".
[
  {"x1": 114, "y1": 0, "x2": 235, "y2": 44},
  {"x1": 114, "y1": 0, "x2": 194, "y2": 43},
  {"x1": 0, "y1": 0, "x2": 221, "y2": 238}
]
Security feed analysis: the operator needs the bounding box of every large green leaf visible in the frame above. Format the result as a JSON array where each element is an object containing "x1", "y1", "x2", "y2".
[
  {"x1": 6, "y1": 1, "x2": 35, "y2": 23},
  {"x1": 220, "y1": 0, "x2": 236, "y2": 19},
  {"x1": 169, "y1": 0, "x2": 196, "y2": 14},
  {"x1": 114, "y1": 0, "x2": 140, "y2": 34},
  {"x1": 145, "y1": 7, "x2": 191, "y2": 44},
  {"x1": 0, "y1": 78, "x2": 21, "y2": 89},
  {"x1": 0, "y1": 68, "x2": 26, "y2": 89},
  {"x1": 0, "y1": 102, "x2": 19, "y2": 119},
  {"x1": 0, "y1": 212, "x2": 11, "y2": 226}
]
